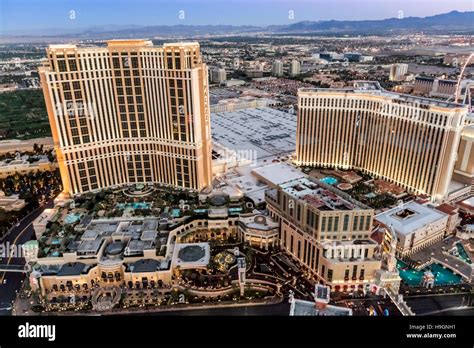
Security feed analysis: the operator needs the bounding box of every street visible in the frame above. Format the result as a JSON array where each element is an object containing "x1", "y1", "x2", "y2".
[{"x1": 0, "y1": 198, "x2": 54, "y2": 315}]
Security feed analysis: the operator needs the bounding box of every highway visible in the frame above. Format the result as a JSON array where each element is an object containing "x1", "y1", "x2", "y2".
[{"x1": 0, "y1": 199, "x2": 53, "y2": 315}]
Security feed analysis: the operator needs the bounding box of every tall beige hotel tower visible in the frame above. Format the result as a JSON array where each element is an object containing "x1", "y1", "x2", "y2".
[
  {"x1": 296, "y1": 82, "x2": 468, "y2": 202},
  {"x1": 39, "y1": 40, "x2": 212, "y2": 195}
]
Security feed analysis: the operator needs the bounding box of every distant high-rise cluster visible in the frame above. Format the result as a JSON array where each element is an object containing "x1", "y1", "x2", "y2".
[
  {"x1": 210, "y1": 67, "x2": 226, "y2": 84},
  {"x1": 39, "y1": 40, "x2": 212, "y2": 195},
  {"x1": 272, "y1": 60, "x2": 283, "y2": 77},
  {"x1": 389, "y1": 63, "x2": 408, "y2": 81},
  {"x1": 289, "y1": 59, "x2": 301, "y2": 77},
  {"x1": 296, "y1": 83, "x2": 468, "y2": 201}
]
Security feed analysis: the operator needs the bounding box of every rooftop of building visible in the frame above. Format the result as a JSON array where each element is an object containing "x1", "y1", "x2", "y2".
[
  {"x1": 290, "y1": 298, "x2": 352, "y2": 316},
  {"x1": 239, "y1": 214, "x2": 279, "y2": 230},
  {"x1": 47, "y1": 41, "x2": 199, "y2": 52},
  {"x1": 211, "y1": 107, "x2": 296, "y2": 160},
  {"x1": 128, "y1": 258, "x2": 170, "y2": 273},
  {"x1": 435, "y1": 203, "x2": 458, "y2": 216},
  {"x1": 251, "y1": 163, "x2": 305, "y2": 187},
  {"x1": 456, "y1": 195, "x2": 474, "y2": 212},
  {"x1": 280, "y1": 177, "x2": 366, "y2": 211},
  {"x1": 56, "y1": 262, "x2": 90, "y2": 277},
  {"x1": 76, "y1": 238, "x2": 104, "y2": 255},
  {"x1": 298, "y1": 81, "x2": 466, "y2": 109},
  {"x1": 375, "y1": 201, "x2": 448, "y2": 236},
  {"x1": 107, "y1": 39, "x2": 153, "y2": 47},
  {"x1": 125, "y1": 239, "x2": 155, "y2": 255},
  {"x1": 171, "y1": 243, "x2": 210, "y2": 269},
  {"x1": 415, "y1": 76, "x2": 457, "y2": 84}
]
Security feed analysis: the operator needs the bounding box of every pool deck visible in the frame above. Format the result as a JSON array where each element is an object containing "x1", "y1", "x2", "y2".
[{"x1": 408, "y1": 236, "x2": 473, "y2": 282}]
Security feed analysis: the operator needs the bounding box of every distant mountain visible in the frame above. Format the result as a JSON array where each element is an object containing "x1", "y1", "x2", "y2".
[
  {"x1": 277, "y1": 11, "x2": 474, "y2": 34},
  {"x1": 1, "y1": 11, "x2": 473, "y2": 43}
]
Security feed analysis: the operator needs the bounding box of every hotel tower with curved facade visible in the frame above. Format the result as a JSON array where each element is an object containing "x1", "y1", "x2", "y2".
[
  {"x1": 296, "y1": 82, "x2": 468, "y2": 202},
  {"x1": 39, "y1": 40, "x2": 212, "y2": 195}
]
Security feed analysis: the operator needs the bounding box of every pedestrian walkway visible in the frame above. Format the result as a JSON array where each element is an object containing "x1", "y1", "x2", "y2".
[{"x1": 409, "y1": 237, "x2": 473, "y2": 282}]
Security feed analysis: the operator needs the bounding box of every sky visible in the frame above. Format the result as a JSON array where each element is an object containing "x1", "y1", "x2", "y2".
[{"x1": 1, "y1": 0, "x2": 473, "y2": 34}]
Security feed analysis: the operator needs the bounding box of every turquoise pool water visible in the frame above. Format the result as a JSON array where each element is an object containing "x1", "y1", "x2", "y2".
[
  {"x1": 320, "y1": 176, "x2": 338, "y2": 185},
  {"x1": 171, "y1": 208, "x2": 181, "y2": 218},
  {"x1": 429, "y1": 264, "x2": 462, "y2": 285},
  {"x1": 397, "y1": 261, "x2": 423, "y2": 286},
  {"x1": 456, "y1": 243, "x2": 472, "y2": 264},
  {"x1": 228, "y1": 207, "x2": 242, "y2": 213},
  {"x1": 365, "y1": 192, "x2": 378, "y2": 199},
  {"x1": 64, "y1": 213, "x2": 81, "y2": 224},
  {"x1": 194, "y1": 209, "x2": 207, "y2": 214},
  {"x1": 397, "y1": 261, "x2": 462, "y2": 286},
  {"x1": 117, "y1": 202, "x2": 151, "y2": 210},
  {"x1": 51, "y1": 238, "x2": 61, "y2": 245}
]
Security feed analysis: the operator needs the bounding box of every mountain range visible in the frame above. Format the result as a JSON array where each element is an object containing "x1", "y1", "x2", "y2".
[{"x1": 2, "y1": 11, "x2": 473, "y2": 42}]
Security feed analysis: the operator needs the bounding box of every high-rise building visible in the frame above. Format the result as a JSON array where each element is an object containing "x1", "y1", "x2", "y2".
[
  {"x1": 453, "y1": 125, "x2": 474, "y2": 193},
  {"x1": 210, "y1": 67, "x2": 226, "y2": 84},
  {"x1": 412, "y1": 76, "x2": 474, "y2": 99},
  {"x1": 389, "y1": 63, "x2": 408, "y2": 81},
  {"x1": 272, "y1": 60, "x2": 283, "y2": 77},
  {"x1": 289, "y1": 59, "x2": 301, "y2": 77},
  {"x1": 39, "y1": 40, "x2": 212, "y2": 195},
  {"x1": 295, "y1": 82, "x2": 468, "y2": 201}
]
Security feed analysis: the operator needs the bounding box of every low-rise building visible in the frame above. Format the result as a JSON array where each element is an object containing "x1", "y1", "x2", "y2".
[
  {"x1": 32, "y1": 208, "x2": 60, "y2": 238},
  {"x1": 238, "y1": 214, "x2": 279, "y2": 249},
  {"x1": 375, "y1": 202, "x2": 449, "y2": 257},
  {"x1": 31, "y1": 211, "x2": 244, "y2": 302},
  {"x1": 0, "y1": 157, "x2": 55, "y2": 179},
  {"x1": 0, "y1": 192, "x2": 26, "y2": 212}
]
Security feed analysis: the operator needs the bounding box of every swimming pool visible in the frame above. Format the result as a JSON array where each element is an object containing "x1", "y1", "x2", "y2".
[
  {"x1": 456, "y1": 243, "x2": 472, "y2": 264},
  {"x1": 117, "y1": 202, "x2": 151, "y2": 210},
  {"x1": 171, "y1": 208, "x2": 181, "y2": 218},
  {"x1": 429, "y1": 263, "x2": 462, "y2": 285},
  {"x1": 228, "y1": 207, "x2": 242, "y2": 214},
  {"x1": 320, "y1": 176, "x2": 338, "y2": 185},
  {"x1": 397, "y1": 260, "x2": 462, "y2": 286},
  {"x1": 397, "y1": 261, "x2": 423, "y2": 286},
  {"x1": 64, "y1": 213, "x2": 81, "y2": 224}
]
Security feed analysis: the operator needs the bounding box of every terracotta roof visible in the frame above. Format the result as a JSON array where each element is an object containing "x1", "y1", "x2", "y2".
[{"x1": 435, "y1": 203, "x2": 458, "y2": 216}]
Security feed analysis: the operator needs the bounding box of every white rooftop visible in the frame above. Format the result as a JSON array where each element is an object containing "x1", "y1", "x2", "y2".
[
  {"x1": 211, "y1": 107, "x2": 296, "y2": 160},
  {"x1": 375, "y1": 201, "x2": 447, "y2": 236},
  {"x1": 172, "y1": 243, "x2": 210, "y2": 269},
  {"x1": 290, "y1": 299, "x2": 352, "y2": 316},
  {"x1": 251, "y1": 163, "x2": 305, "y2": 187}
]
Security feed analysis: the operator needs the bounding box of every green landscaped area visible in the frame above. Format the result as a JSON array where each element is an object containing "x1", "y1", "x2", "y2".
[{"x1": 0, "y1": 89, "x2": 50, "y2": 140}]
